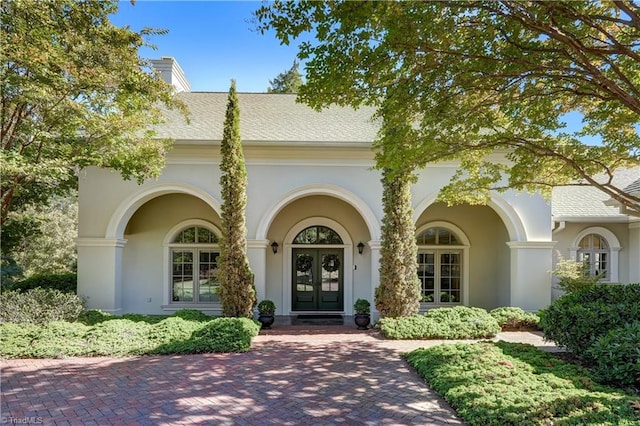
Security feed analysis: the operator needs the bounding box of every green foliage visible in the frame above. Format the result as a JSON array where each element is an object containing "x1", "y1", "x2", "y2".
[
  {"x1": 170, "y1": 308, "x2": 211, "y2": 322},
  {"x1": 7, "y1": 272, "x2": 77, "y2": 293},
  {"x1": 1, "y1": 0, "x2": 186, "y2": 227},
  {"x1": 490, "y1": 307, "x2": 540, "y2": 330},
  {"x1": 539, "y1": 283, "x2": 640, "y2": 360},
  {"x1": 256, "y1": 2, "x2": 640, "y2": 213},
  {"x1": 268, "y1": 60, "x2": 303, "y2": 93},
  {"x1": 0, "y1": 288, "x2": 84, "y2": 324},
  {"x1": 553, "y1": 255, "x2": 603, "y2": 294},
  {"x1": 84, "y1": 319, "x2": 153, "y2": 356},
  {"x1": 257, "y1": 300, "x2": 276, "y2": 315},
  {"x1": 0, "y1": 255, "x2": 23, "y2": 286},
  {"x1": 0, "y1": 313, "x2": 261, "y2": 358},
  {"x1": 378, "y1": 306, "x2": 501, "y2": 340},
  {"x1": 353, "y1": 298, "x2": 370, "y2": 315},
  {"x1": 375, "y1": 169, "x2": 421, "y2": 318},
  {"x1": 77, "y1": 309, "x2": 113, "y2": 325},
  {"x1": 217, "y1": 80, "x2": 256, "y2": 318},
  {"x1": 587, "y1": 322, "x2": 640, "y2": 388},
  {"x1": 405, "y1": 341, "x2": 639, "y2": 425},
  {"x1": 190, "y1": 318, "x2": 260, "y2": 353},
  {"x1": 4, "y1": 195, "x2": 77, "y2": 275}
]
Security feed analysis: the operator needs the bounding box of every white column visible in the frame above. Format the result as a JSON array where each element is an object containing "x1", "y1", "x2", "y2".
[
  {"x1": 629, "y1": 222, "x2": 640, "y2": 283},
  {"x1": 369, "y1": 240, "x2": 382, "y2": 321},
  {"x1": 247, "y1": 239, "x2": 269, "y2": 302},
  {"x1": 76, "y1": 238, "x2": 127, "y2": 314},
  {"x1": 506, "y1": 241, "x2": 555, "y2": 311}
]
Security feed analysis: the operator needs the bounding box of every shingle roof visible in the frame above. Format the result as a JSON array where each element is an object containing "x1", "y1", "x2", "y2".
[
  {"x1": 154, "y1": 92, "x2": 379, "y2": 144},
  {"x1": 552, "y1": 166, "x2": 640, "y2": 218}
]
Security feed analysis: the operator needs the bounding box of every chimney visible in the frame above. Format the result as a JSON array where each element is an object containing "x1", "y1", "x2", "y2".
[{"x1": 150, "y1": 57, "x2": 191, "y2": 93}]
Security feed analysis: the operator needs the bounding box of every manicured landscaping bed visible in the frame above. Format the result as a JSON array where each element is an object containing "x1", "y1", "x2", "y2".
[
  {"x1": 0, "y1": 310, "x2": 261, "y2": 358},
  {"x1": 405, "y1": 341, "x2": 640, "y2": 425}
]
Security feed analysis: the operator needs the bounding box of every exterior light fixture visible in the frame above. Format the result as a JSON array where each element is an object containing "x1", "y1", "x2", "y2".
[
  {"x1": 271, "y1": 241, "x2": 279, "y2": 254},
  {"x1": 357, "y1": 242, "x2": 365, "y2": 255}
]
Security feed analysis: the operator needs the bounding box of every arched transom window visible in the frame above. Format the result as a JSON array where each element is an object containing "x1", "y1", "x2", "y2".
[
  {"x1": 416, "y1": 227, "x2": 463, "y2": 305},
  {"x1": 577, "y1": 233, "x2": 609, "y2": 279},
  {"x1": 170, "y1": 226, "x2": 220, "y2": 304},
  {"x1": 293, "y1": 226, "x2": 343, "y2": 244}
]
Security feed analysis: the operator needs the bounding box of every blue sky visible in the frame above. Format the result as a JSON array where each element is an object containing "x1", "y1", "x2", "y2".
[{"x1": 111, "y1": 1, "x2": 303, "y2": 92}]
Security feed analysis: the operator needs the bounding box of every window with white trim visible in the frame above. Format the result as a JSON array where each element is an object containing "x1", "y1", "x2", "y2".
[
  {"x1": 170, "y1": 226, "x2": 220, "y2": 303},
  {"x1": 576, "y1": 233, "x2": 609, "y2": 280},
  {"x1": 417, "y1": 227, "x2": 462, "y2": 304}
]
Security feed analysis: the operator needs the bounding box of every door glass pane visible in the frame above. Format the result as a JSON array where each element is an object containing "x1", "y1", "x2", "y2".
[
  {"x1": 295, "y1": 253, "x2": 314, "y2": 291},
  {"x1": 321, "y1": 253, "x2": 340, "y2": 292},
  {"x1": 198, "y1": 251, "x2": 219, "y2": 302},
  {"x1": 172, "y1": 250, "x2": 194, "y2": 302}
]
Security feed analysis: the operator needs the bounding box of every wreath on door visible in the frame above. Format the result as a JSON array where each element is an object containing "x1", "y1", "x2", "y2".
[
  {"x1": 296, "y1": 254, "x2": 313, "y2": 273},
  {"x1": 322, "y1": 254, "x2": 340, "y2": 272}
]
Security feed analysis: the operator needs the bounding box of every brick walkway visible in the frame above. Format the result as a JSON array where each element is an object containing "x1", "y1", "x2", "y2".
[{"x1": 1, "y1": 325, "x2": 556, "y2": 425}]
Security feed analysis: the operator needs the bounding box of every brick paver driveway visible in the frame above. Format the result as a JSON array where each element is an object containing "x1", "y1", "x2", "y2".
[{"x1": 2, "y1": 326, "x2": 555, "y2": 425}]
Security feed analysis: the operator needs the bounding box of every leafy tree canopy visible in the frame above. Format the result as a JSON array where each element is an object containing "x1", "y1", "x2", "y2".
[
  {"x1": 1, "y1": 0, "x2": 186, "y2": 226},
  {"x1": 256, "y1": 1, "x2": 640, "y2": 214},
  {"x1": 267, "y1": 60, "x2": 303, "y2": 93}
]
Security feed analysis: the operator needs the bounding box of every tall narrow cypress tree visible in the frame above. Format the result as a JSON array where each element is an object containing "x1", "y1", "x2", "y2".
[
  {"x1": 217, "y1": 80, "x2": 256, "y2": 318},
  {"x1": 374, "y1": 168, "x2": 422, "y2": 318}
]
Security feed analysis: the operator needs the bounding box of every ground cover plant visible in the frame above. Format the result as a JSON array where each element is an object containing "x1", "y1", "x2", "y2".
[
  {"x1": 0, "y1": 310, "x2": 261, "y2": 358},
  {"x1": 489, "y1": 307, "x2": 539, "y2": 330},
  {"x1": 405, "y1": 341, "x2": 640, "y2": 425},
  {"x1": 377, "y1": 306, "x2": 501, "y2": 339}
]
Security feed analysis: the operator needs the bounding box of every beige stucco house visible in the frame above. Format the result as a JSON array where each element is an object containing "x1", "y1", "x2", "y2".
[{"x1": 76, "y1": 58, "x2": 639, "y2": 318}]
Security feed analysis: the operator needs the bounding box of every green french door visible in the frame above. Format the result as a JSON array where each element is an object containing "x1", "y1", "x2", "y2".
[{"x1": 292, "y1": 248, "x2": 344, "y2": 311}]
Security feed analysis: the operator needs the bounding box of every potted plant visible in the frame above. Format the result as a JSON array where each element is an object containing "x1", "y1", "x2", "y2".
[
  {"x1": 353, "y1": 298, "x2": 371, "y2": 330},
  {"x1": 257, "y1": 299, "x2": 276, "y2": 329}
]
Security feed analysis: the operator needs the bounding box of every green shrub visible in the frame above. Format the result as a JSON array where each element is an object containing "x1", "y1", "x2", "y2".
[
  {"x1": 191, "y1": 317, "x2": 260, "y2": 353},
  {"x1": 29, "y1": 321, "x2": 90, "y2": 358},
  {"x1": 0, "y1": 314, "x2": 262, "y2": 358},
  {"x1": 84, "y1": 319, "x2": 152, "y2": 356},
  {"x1": 539, "y1": 283, "x2": 640, "y2": 357},
  {"x1": 170, "y1": 308, "x2": 211, "y2": 322},
  {"x1": 0, "y1": 323, "x2": 40, "y2": 358},
  {"x1": 77, "y1": 309, "x2": 113, "y2": 325},
  {"x1": 378, "y1": 306, "x2": 501, "y2": 340},
  {"x1": 490, "y1": 307, "x2": 539, "y2": 330},
  {"x1": 587, "y1": 321, "x2": 640, "y2": 388},
  {"x1": 0, "y1": 288, "x2": 84, "y2": 324},
  {"x1": 7, "y1": 273, "x2": 77, "y2": 294},
  {"x1": 405, "y1": 341, "x2": 640, "y2": 425},
  {"x1": 552, "y1": 256, "x2": 603, "y2": 293},
  {"x1": 257, "y1": 300, "x2": 276, "y2": 315}
]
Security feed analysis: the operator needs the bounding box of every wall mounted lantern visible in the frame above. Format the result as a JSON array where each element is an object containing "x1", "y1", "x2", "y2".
[
  {"x1": 357, "y1": 242, "x2": 365, "y2": 255},
  {"x1": 271, "y1": 241, "x2": 279, "y2": 254}
]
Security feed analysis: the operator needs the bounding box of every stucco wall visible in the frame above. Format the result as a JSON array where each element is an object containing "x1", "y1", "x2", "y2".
[
  {"x1": 121, "y1": 194, "x2": 219, "y2": 314},
  {"x1": 416, "y1": 202, "x2": 511, "y2": 310},
  {"x1": 552, "y1": 221, "x2": 632, "y2": 298}
]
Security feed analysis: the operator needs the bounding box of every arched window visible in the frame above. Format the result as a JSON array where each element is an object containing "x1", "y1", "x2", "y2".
[
  {"x1": 570, "y1": 227, "x2": 620, "y2": 283},
  {"x1": 293, "y1": 226, "x2": 343, "y2": 244},
  {"x1": 416, "y1": 226, "x2": 465, "y2": 305},
  {"x1": 577, "y1": 234, "x2": 610, "y2": 279},
  {"x1": 169, "y1": 225, "x2": 220, "y2": 304}
]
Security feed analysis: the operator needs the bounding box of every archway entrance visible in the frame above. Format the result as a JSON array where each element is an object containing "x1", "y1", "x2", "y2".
[{"x1": 290, "y1": 225, "x2": 345, "y2": 311}]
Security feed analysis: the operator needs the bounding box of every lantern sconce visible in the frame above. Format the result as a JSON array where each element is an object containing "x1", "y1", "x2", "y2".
[
  {"x1": 271, "y1": 241, "x2": 279, "y2": 254},
  {"x1": 357, "y1": 242, "x2": 365, "y2": 255}
]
